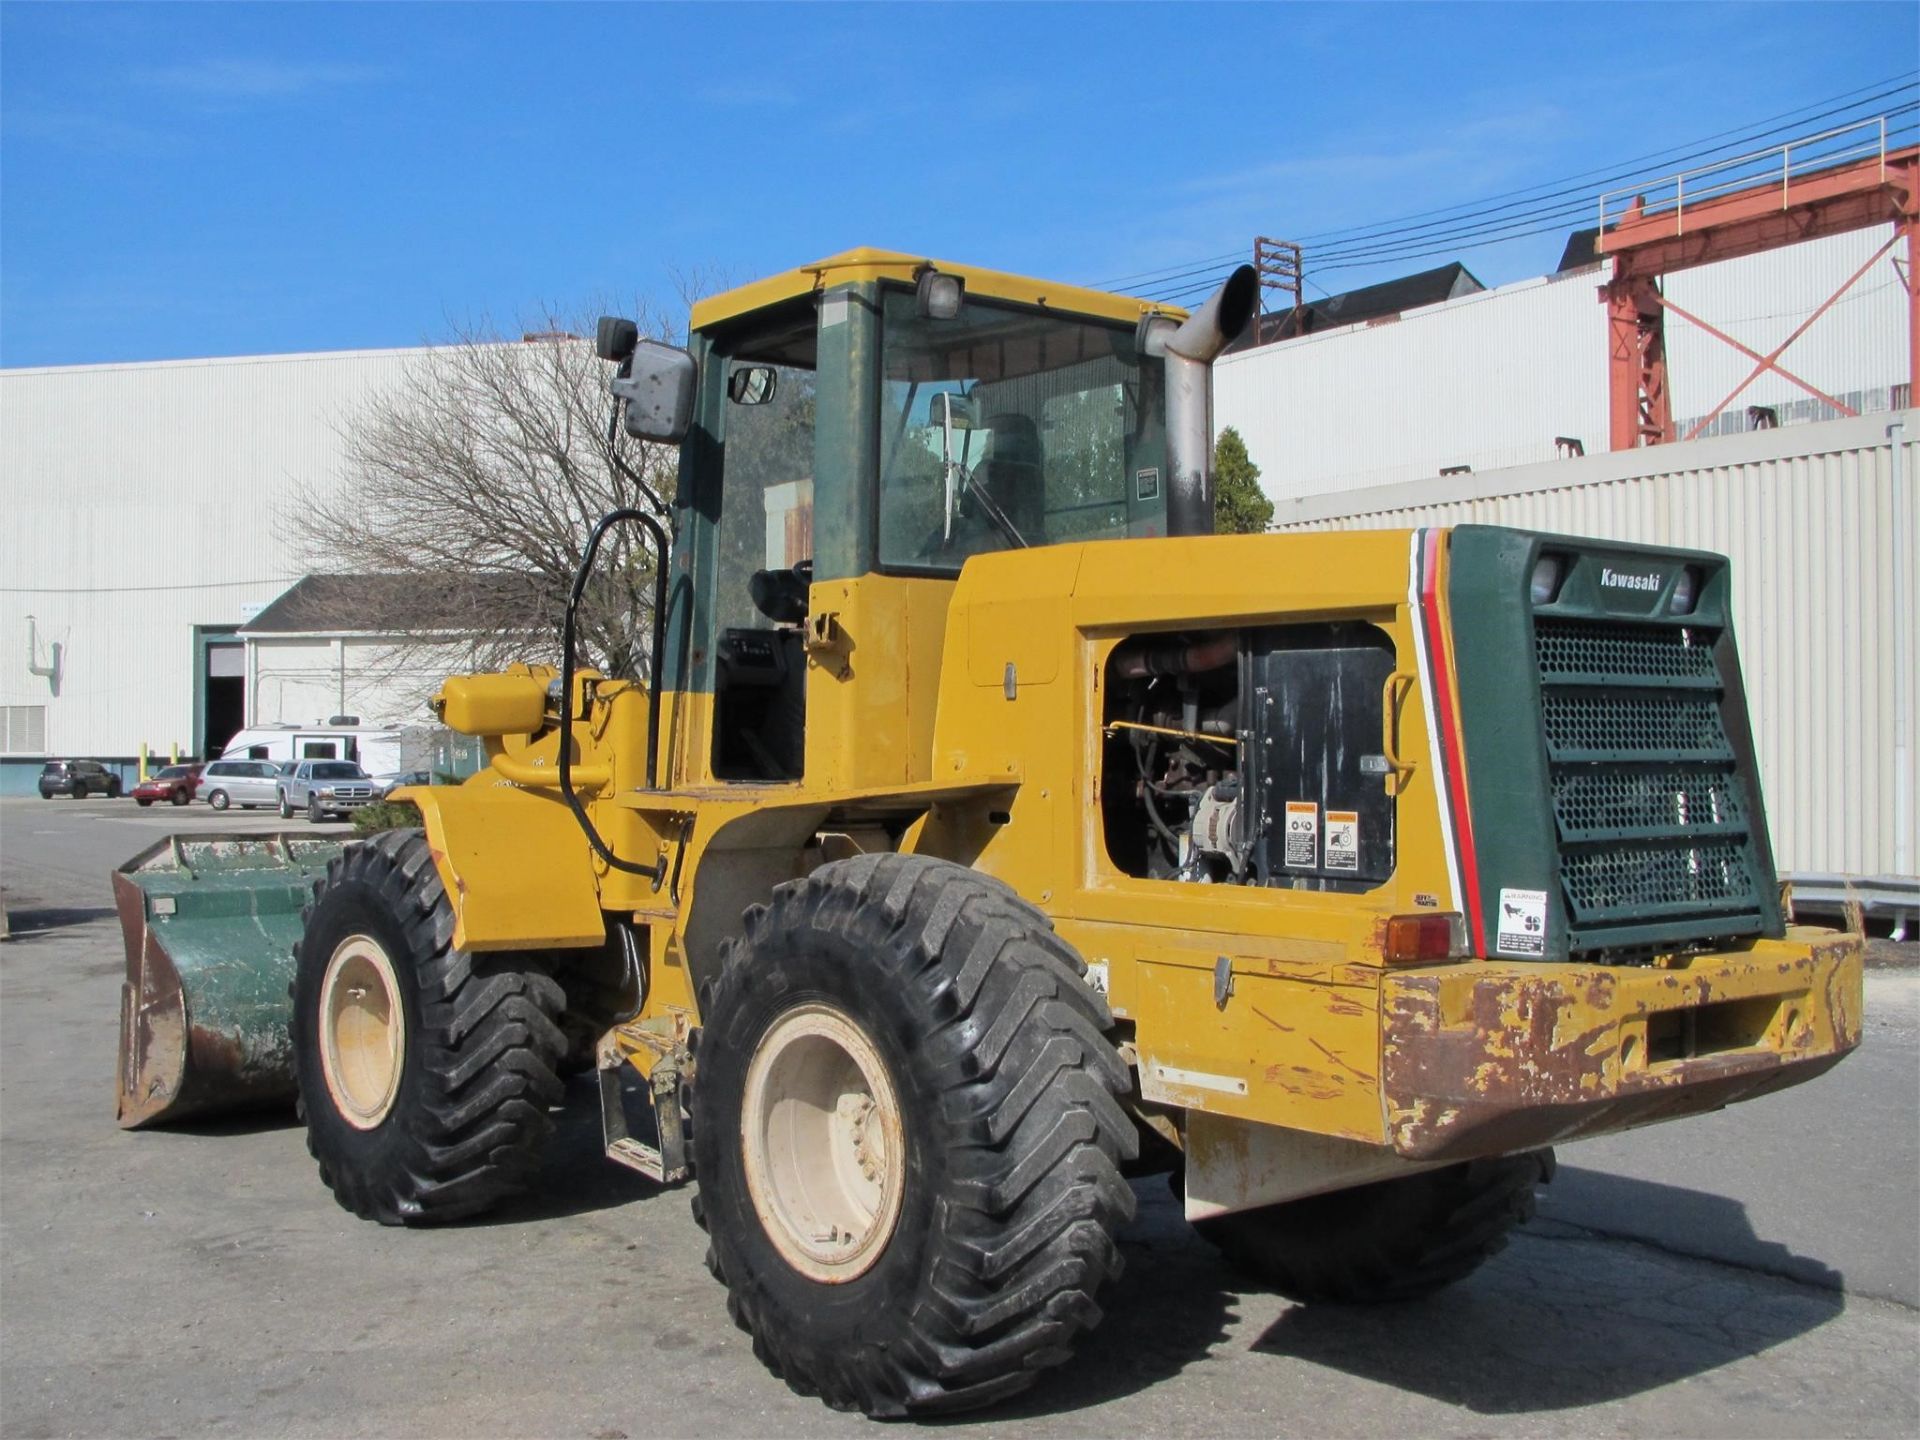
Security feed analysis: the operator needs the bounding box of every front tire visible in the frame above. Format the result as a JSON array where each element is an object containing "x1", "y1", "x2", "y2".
[
  {"x1": 307, "y1": 793, "x2": 324, "y2": 823},
  {"x1": 207, "y1": 789, "x2": 231, "y2": 811},
  {"x1": 137, "y1": 798, "x2": 153, "y2": 807},
  {"x1": 1195, "y1": 1150, "x2": 1554, "y2": 1303},
  {"x1": 691, "y1": 854, "x2": 1136, "y2": 1417},
  {"x1": 291, "y1": 828, "x2": 567, "y2": 1225}
]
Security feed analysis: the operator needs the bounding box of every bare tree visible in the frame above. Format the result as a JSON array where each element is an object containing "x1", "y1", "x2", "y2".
[{"x1": 301, "y1": 308, "x2": 677, "y2": 683}]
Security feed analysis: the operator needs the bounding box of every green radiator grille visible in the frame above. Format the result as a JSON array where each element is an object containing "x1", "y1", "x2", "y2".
[{"x1": 1534, "y1": 618, "x2": 1768, "y2": 951}]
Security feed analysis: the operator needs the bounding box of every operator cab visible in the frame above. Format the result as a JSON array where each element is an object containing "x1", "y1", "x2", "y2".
[{"x1": 605, "y1": 249, "x2": 1190, "y2": 789}]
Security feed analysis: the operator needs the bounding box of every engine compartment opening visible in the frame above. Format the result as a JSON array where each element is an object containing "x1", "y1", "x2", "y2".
[{"x1": 1099, "y1": 622, "x2": 1398, "y2": 891}]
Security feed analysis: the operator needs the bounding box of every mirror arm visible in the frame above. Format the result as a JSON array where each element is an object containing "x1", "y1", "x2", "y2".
[{"x1": 604, "y1": 403, "x2": 672, "y2": 519}]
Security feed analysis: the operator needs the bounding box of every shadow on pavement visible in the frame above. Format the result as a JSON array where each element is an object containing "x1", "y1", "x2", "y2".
[
  {"x1": 0, "y1": 904, "x2": 118, "y2": 939},
  {"x1": 487, "y1": 1072, "x2": 666, "y2": 1224},
  {"x1": 948, "y1": 1177, "x2": 1237, "y2": 1422},
  {"x1": 1250, "y1": 1171, "x2": 1844, "y2": 1413}
]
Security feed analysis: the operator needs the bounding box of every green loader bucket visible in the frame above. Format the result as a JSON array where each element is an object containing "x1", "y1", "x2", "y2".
[{"x1": 113, "y1": 834, "x2": 347, "y2": 1128}]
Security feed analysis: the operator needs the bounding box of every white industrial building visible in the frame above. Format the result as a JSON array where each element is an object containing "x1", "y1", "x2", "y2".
[
  {"x1": 0, "y1": 345, "x2": 458, "y2": 791},
  {"x1": 1215, "y1": 226, "x2": 1910, "y2": 498}
]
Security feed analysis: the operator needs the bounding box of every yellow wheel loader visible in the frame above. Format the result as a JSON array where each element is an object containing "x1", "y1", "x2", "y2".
[{"x1": 115, "y1": 249, "x2": 1862, "y2": 1417}]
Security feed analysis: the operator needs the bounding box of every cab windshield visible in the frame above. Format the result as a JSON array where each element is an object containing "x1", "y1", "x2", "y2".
[{"x1": 876, "y1": 289, "x2": 1165, "y2": 572}]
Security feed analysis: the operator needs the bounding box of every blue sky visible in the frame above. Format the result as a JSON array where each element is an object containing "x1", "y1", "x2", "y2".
[{"x1": 2, "y1": 1, "x2": 1914, "y2": 367}]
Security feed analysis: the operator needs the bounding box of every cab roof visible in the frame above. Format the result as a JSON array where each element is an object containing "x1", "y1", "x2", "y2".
[{"x1": 688, "y1": 247, "x2": 1188, "y2": 333}]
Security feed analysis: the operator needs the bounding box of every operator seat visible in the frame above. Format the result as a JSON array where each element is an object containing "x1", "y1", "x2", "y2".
[{"x1": 976, "y1": 413, "x2": 1045, "y2": 543}]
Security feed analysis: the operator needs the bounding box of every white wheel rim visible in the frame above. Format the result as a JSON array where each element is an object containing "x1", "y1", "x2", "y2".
[
  {"x1": 741, "y1": 1002, "x2": 906, "y2": 1284},
  {"x1": 319, "y1": 934, "x2": 405, "y2": 1129}
]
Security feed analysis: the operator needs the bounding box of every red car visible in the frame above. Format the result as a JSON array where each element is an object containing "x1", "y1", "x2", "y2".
[{"x1": 132, "y1": 764, "x2": 203, "y2": 807}]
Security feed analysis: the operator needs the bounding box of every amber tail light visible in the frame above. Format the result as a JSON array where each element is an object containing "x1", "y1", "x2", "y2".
[{"x1": 1384, "y1": 913, "x2": 1469, "y2": 965}]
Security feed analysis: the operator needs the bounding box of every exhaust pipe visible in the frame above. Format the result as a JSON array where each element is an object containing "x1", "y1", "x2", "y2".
[{"x1": 1164, "y1": 265, "x2": 1258, "y2": 537}]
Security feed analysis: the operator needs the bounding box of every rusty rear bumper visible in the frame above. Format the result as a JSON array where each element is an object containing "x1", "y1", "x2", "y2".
[{"x1": 1380, "y1": 928, "x2": 1863, "y2": 1162}]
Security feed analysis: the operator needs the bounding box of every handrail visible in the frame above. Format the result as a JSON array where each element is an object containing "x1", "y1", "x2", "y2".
[{"x1": 1599, "y1": 115, "x2": 1892, "y2": 236}]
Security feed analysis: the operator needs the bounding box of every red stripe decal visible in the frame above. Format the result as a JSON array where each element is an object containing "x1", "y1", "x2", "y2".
[{"x1": 1419, "y1": 530, "x2": 1487, "y2": 953}]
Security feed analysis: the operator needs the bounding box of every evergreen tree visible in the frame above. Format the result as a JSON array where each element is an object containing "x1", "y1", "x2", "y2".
[{"x1": 1212, "y1": 426, "x2": 1273, "y2": 533}]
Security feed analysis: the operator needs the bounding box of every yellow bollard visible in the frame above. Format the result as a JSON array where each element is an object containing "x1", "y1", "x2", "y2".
[
  {"x1": 138, "y1": 742, "x2": 149, "y2": 783},
  {"x1": 170, "y1": 742, "x2": 178, "y2": 766}
]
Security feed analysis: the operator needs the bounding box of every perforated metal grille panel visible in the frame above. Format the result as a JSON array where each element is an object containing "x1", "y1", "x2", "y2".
[
  {"x1": 1560, "y1": 841, "x2": 1757, "y2": 919},
  {"x1": 1540, "y1": 692, "x2": 1732, "y2": 759},
  {"x1": 1534, "y1": 617, "x2": 1768, "y2": 952},
  {"x1": 1535, "y1": 620, "x2": 1720, "y2": 685},
  {"x1": 1552, "y1": 768, "x2": 1747, "y2": 842}
]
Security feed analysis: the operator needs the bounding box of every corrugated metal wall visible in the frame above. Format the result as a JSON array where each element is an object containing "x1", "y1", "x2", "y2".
[
  {"x1": 1219, "y1": 223, "x2": 1911, "y2": 500},
  {"x1": 1271, "y1": 412, "x2": 1919, "y2": 879},
  {"x1": 1, "y1": 348, "x2": 428, "y2": 760}
]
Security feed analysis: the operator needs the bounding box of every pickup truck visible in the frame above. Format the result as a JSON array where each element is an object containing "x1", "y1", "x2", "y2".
[{"x1": 277, "y1": 760, "x2": 376, "y2": 821}]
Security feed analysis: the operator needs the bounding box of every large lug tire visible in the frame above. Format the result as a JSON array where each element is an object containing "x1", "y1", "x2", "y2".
[
  {"x1": 290, "y1": 828, "x2": 567, "y2": 1225},
  {"x1": 278, "y1": 790, "x2": 292, "y2": 819},
  {"x1": 691, "y1": 853, "x2": 1137, "y2": 1417},
  {"x1": 207, "y1": 789, "x2": 230, "y2": 811},
  {"x1": 1195, "y1": 1149, "x2": 1555, "y2": 1303}
]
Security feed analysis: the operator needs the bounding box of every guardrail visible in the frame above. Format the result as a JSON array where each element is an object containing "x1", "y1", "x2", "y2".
[{"x1": 1599, "y1": 116, "x2": 1890, "y2": 237}]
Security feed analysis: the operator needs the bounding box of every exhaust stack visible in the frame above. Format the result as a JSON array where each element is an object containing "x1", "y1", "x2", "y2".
[{"x1": 1164, "y1": 265, "x2": 1258, "y2": 537}]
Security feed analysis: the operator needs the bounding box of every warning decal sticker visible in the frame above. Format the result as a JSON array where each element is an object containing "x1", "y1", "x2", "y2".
[
  {"x1": 1283, "y1": 801, "x2": 1318, "y2": 868},
  {"x1": 1496, "y1": 887, "x2": 1548, "y2": 956},
  {"x1": 1324, "y1": 811, "x2": 1360, "y2": 871}
]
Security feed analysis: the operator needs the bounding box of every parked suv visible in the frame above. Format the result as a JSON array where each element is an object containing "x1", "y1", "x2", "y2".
[
  {"x1": 199, "y1": 758, "x2": 284, "y2": 811},
  {"x1": 278, "y1": 760, "x2": 375, "y2": 822},
  {"x1": 38, "y1": 760, "x2": 122, "y2": 799}
]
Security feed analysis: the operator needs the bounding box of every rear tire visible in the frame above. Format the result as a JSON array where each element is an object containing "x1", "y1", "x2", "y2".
[
  {"x1": 170, "y1": 787, "x2": 189, "y2": 806},
  {"x1": 207, "y1": 789, "x2": 230, "y2": 811},
  {"x1": 107, "y1": 778, "x2": 123, "y2": 798},
  {"x1": 691, "y1": 854, "x2": 1136, "y2": 1417},
  {"x1": 278, "y1": 790, "x2": 292, "y2": 819},
  {"x1": 291, "y1": 828, "x2": 567, "y2": 1225},
  {"x1": 1195, "y1": 1150, "x2": 1554, "y2": 1303},
  {"x1": 72, "y1": 783, "x2": 87, "y2": 800}
]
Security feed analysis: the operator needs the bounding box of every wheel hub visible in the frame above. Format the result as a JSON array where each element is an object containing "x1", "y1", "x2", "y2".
[
  {"x1": 318, "y1": 934, "x2": 405, "y2": 1129},
  {"x1": 741, "y1": 1003, "x2": 905, "y2": 1283}
]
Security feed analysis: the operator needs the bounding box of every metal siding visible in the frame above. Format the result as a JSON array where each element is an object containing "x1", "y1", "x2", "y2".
[
  {"x1": 1271, "y1": 413, "x2": 1918, "y2": 879},
  {"x1": 1665, "y1": 224, "x2": 1910, "y2": 433},
  {"x1": 1213, "y1": 271, "x2": 1608, "y2": 498},
  {"x1": 2, "y1": 349, "x2": 427, "y2": 756},
  {"x1": 1219, "y1": 232, "x2": 1910, "y2": 501}
]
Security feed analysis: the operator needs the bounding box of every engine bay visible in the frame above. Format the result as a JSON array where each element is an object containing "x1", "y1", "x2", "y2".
[{"x1": 1100, "y1": 622, "x2": 1399, "y2": 891}]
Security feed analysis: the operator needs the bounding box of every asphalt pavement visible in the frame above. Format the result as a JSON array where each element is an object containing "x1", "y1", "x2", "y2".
[{"x1": 2, "y1": 794, "x2": 1915, "y2": 1438}]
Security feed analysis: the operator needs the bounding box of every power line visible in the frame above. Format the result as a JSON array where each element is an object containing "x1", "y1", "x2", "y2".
[
  {"x1": 1127, "y1": 97, "x2": 1918, "y2": 302},
  {"x1": 1091, "y1": 72, "x2": 1917, "y2": 296},
  {"x1": 1294, "y1": 72, "x2": 1917, "y2": 244}
]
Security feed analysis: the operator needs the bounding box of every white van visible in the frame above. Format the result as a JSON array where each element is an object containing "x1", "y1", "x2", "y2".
[{"x1": 218, "y1": 725, "x2": 403, "y2": 775}]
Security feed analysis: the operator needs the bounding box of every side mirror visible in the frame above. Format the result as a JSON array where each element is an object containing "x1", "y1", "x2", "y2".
[
  {"x1": 728, "y1": 365, "x2": 777, "y2": 406},
  {"x1": 609, "y1": 336, "x2": 698, "y2": 444},
  {"x1": 932, "y1": 391, "x2": 977, "y2": 430},
  {"x1": 595, "y1": 315, "x2": 639, "y2": 362}
]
